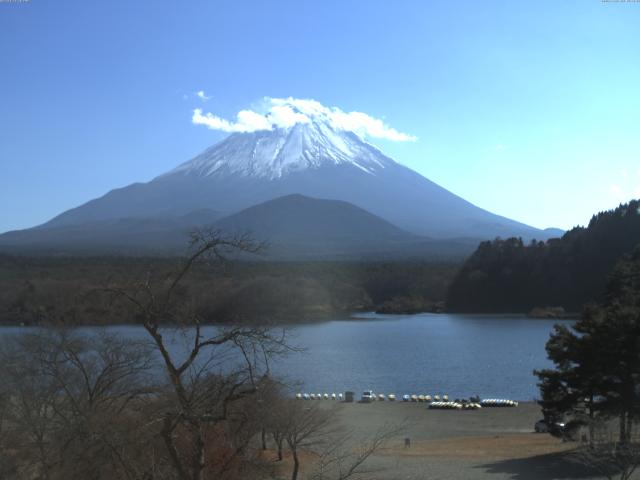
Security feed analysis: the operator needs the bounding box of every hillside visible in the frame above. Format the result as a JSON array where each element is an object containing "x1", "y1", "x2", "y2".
[
  {"x1": 213, "y1": 194, "x2": 477, "y2": 259},
  {"x1": 0, "y1": 209, "x2": 222, "y2": 255},
  {"x1": 446, "y1": 199, "x2": 640, "y2": 313},
  {"x1": 0, "y1": 194, "x2": 478, "y2": 260}
]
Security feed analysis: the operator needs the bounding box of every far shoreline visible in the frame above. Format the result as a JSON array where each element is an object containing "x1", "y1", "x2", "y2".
[{"x1": 0, "y1": 310, "x2": 580, "y2": 328}]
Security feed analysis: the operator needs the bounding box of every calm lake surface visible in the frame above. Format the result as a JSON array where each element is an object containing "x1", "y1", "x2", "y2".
[
  {"x1": 0, "y1": 313, "x2": 569, "y2": 400},
  {"x1": 272, "y1": 312, "x2": 567, "y2": 401}
]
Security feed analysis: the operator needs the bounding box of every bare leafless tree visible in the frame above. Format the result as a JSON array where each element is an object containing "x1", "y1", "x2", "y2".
[
  {"x1": 0, "y1": 329, "x2": 157, "y2": 480},
  {"x1": 104, "y1": 229, "x2": 295, "y2": 480},
  {"x1": 0, "y1": 229, "x2": 398, "y2": 480},
  {"x1": 276, "y1": 399, "x2": 403, "y2": 480},
  {"x1": 308, "y1": 423, "x2": 403, "y2": 480},
  {"x1": 280, "y1": 402, "x2": 337, "y2": 480}
]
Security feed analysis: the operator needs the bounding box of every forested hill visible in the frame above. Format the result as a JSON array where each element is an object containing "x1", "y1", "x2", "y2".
[{"x1": 446, "y1": 200, "x2": 640, "y2": 313}]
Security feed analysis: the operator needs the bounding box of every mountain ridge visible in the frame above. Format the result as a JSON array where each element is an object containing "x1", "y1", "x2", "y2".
[{"x1": 0, "y1": 194, "x2": 479, "y2": 259}]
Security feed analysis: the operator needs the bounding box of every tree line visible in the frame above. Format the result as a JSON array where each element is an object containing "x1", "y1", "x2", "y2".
[
  {"x1": 0, "y1": 254, "x2": 458, "y2": 326},
  {"x1": 447, "y1": 200, "x2": 640, "y2": 313}
]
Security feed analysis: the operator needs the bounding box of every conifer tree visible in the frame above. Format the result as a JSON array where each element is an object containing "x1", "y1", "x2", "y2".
[{"x1": 536, "y1": 246, "x2": 640, "y2": 443}]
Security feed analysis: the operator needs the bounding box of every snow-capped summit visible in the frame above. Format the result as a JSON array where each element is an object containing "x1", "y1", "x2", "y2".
[
  {"x1": 163, "y1": 119, "x2": 392, "y2": 180},
  {"x1": 170, "y1": 96, "x2": 417, "y2": 180}
]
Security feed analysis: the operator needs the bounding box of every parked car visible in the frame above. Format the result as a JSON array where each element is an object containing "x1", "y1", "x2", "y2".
[
  {"x1": 534, "y1": 419, "x2": 565, "y2": 434},
  {"x1": 361, "y1": 390, "x2": 374, "y2": 403}
]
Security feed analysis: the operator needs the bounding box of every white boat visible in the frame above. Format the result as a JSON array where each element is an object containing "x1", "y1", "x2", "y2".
[
  {"x1": 378, "y1": 394, "x2": 385, "y2": 401},
  {"x1": 295, "y1": 393, "x2": 302, "y2": 400},
  {"x1": 402, "y1": 394, "x2": 410, "y2": 402},
  {"x1": 388, "y1": 394, "x2": 396, "y2": 401},
  {"x1": 323, "y1": 393, "x2": 329, "y2": 400},
  {"x1": 331, "y1": 393, "x2": 337, "y2": 400}
]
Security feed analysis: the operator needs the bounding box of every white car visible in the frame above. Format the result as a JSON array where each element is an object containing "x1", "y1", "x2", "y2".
[{"x1": 361, "y1": 390, "x2": 374, "y2": 403}]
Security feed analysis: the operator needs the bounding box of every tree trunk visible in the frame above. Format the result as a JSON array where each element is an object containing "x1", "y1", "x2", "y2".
[
  {"x1": 291, "y1": 448, "x2": 300, "y2": 480},
  {"x1": 261, "y1": 428, "x2": 267, "y2": 450},
  {"x1": 162, "y1": 417, "x2": 189, "y2": 480},
  {"x1": 588, "y1": 394, "x2": 594, "y2": 445},
  {"x1": 192, "y1": 431, "x2": 206, "y2": 480},
  {"x1": 273, "y1": 433, "x2": 283, "y2": 461},
  {"x1": 620, "y1": 412, "x2": 628, "y2": 444}
]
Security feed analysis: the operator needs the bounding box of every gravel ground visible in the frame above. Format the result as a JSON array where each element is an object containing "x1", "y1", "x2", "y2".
[{"x1": 302, "y1": 401, "x2": 619, "y2": 480}]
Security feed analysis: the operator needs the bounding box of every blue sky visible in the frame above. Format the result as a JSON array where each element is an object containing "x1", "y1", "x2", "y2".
[{"x1": 1, "y1": 0, "x2": 639, "y2": 233}]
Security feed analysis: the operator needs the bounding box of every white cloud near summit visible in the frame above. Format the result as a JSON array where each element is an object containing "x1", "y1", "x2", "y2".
[
  {"x1": 192, "y1": 108, "x2": 271, "y2": 132},
  {"x1": 191, "y1": 97, "x2": 417, "y2": 142}
]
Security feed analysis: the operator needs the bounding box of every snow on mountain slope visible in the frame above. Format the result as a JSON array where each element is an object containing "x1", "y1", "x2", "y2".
[{"x1": 163, "y1": 114, "x2": 390, "y2": 180}]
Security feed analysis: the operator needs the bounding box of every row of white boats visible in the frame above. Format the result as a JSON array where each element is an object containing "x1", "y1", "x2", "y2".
[
  {"x1": 429, "y1": 401, "x2": 482, "y2": 410},
  {"x1": 294, "y1": 392, "x2": 519, "y2": 407},
  {"x1": 296, "y1": 393, "x2": 345, "y2": 400},
  {"x1": 480, "y1": 399, "x2": 519, "y2": 407}
]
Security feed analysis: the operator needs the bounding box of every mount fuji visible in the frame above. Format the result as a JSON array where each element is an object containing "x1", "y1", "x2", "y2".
[{"x1": 0, "y1": 100, "x2": 560, "y2": 257}]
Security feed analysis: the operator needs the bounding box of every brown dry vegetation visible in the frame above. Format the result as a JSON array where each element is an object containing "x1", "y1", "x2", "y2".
[{"x1": 0, "y1": 254, "x2": 458, "y2": 326}]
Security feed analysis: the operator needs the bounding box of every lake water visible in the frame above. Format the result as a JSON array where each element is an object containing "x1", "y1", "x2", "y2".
[
  {"x1": 270, "y1": 313, "x2": 566, "y2": 401},
  {"x1": 0, "y1": 313, "x2": 568, "y2": 401}
]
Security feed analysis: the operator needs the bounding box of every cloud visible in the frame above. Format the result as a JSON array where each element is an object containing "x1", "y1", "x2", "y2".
[
  {"x1": 495, "y1": 144, "x2": 507, "y2": 151},
  {"x1": 191, "y1": 97, "x2": 417, "y2": 142},
  {"x1": 196, "y1": 90, "x2": 211, "y2": 101},
  {"x1": 268, "y1": 104, "x2": 311, "y2": 128},
  {"x1": 192, "y1": 108, "x2": 271, "y2": 133},
  {"x1": 330, "y1": 110, "x2": 416, "y2": 142}
]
